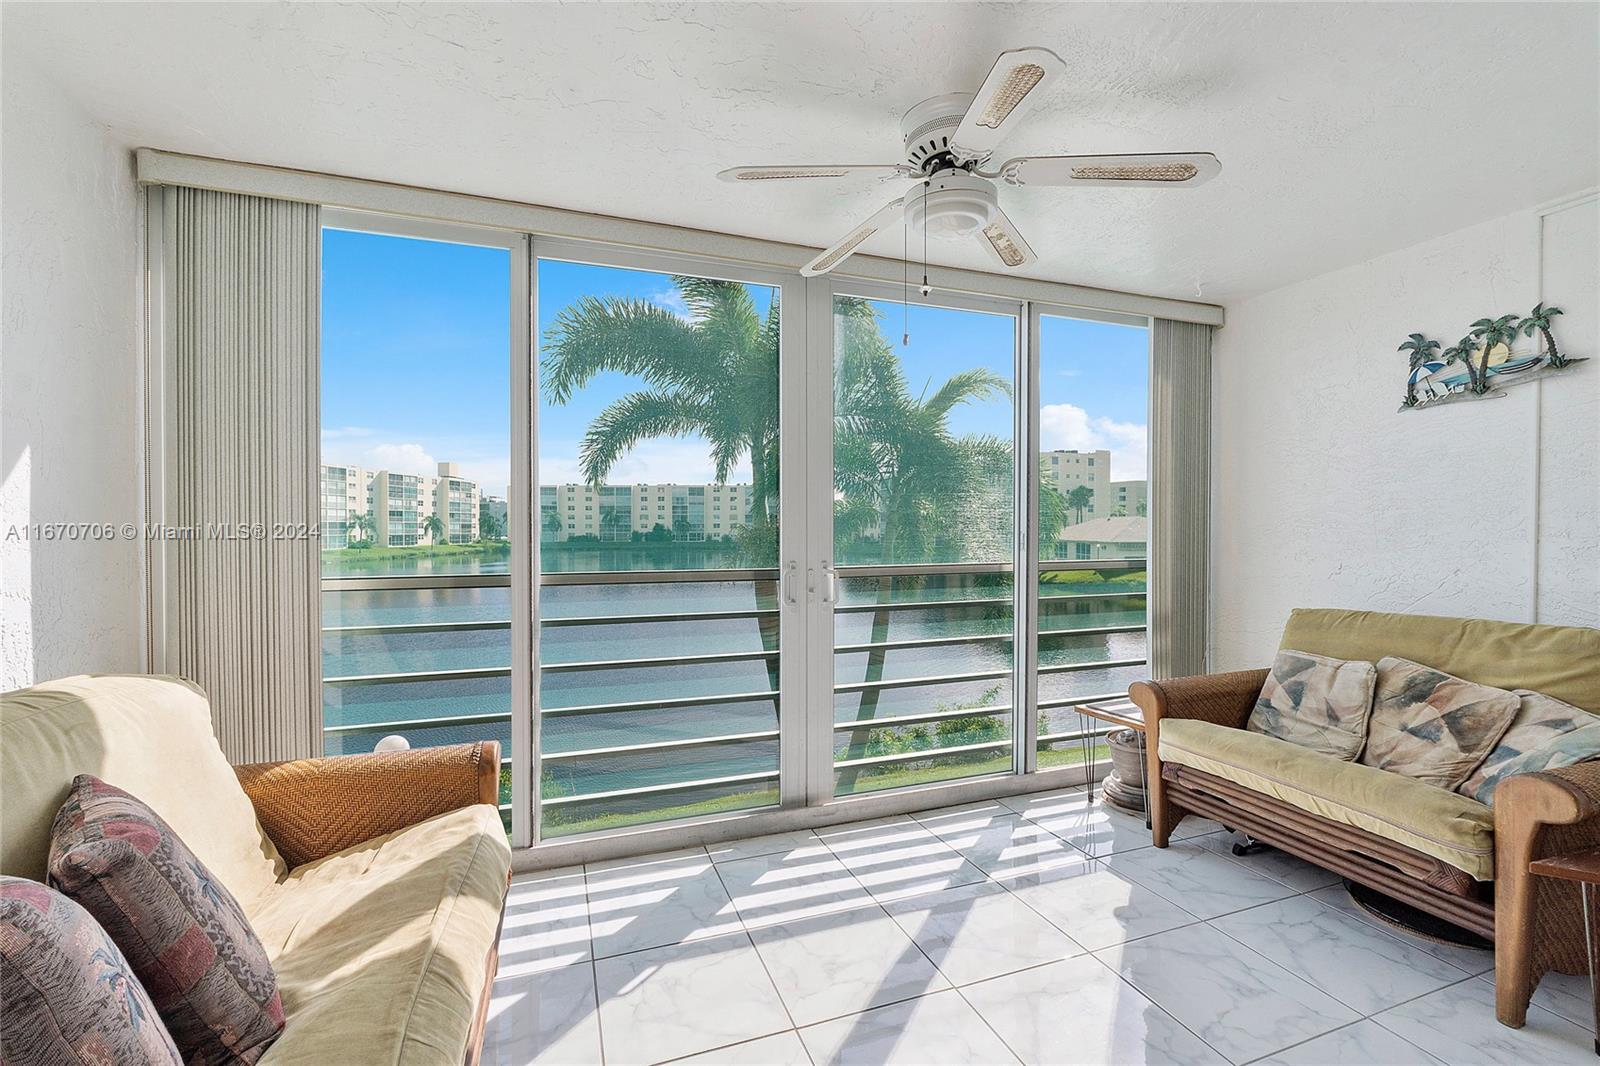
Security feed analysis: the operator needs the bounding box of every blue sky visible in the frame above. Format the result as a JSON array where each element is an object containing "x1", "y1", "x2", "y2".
[{"x1": 322, "y1": 229, "x2": 1150, "y2": 496}]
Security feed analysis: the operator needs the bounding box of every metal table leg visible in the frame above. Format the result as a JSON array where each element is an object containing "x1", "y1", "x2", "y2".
[
  {"x1": 1078, "y1": 710, "x2": 1095, "y2": 805},
  {"x1": 1138, "y1": 730, "x2": 1151, "y2": 830},
  {"x1": 1584, "y1": 882, "x2": 1599, "y2": 1057}
]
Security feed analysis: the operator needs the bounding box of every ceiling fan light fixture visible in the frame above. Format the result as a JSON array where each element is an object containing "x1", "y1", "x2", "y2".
[
  {"x1": 976, "y1": 64, "x2": 1046, "y2": 129},
  {"x1": 982, "y1": 222, "x2": 1026, "y2": 267},
  {"x1": 1070, "y1": 162, "x2": 1199, "y2": 182}
]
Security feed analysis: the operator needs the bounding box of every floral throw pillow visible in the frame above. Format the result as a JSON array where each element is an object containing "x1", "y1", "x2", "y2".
[
  {"x1": 1246, "y1": 649, "x2": 1377, "y2": 760},
  {"x1": 1458, "y1": 690, "x2": 1600, "y2": 804},
  {"x1": 48, "y1": 776, "x2": 284, "y2": 1066},
  {"x1": 0, "y1": 875, "x2": 183, "y2": 1066},
  {"x1": 1360, "y1": 657, "x2": 1520, "y2": 790}
]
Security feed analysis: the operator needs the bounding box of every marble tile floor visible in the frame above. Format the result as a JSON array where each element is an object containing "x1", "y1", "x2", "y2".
[{"x1": 483, "y1": 785, "x2": 1595, "y2": 1065}]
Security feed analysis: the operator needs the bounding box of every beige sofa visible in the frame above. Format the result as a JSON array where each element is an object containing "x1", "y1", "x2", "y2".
[
  {"x1": 1132, "y1": 608, "x2": 1600, "y2": 1028},
  {"x1": 1, "y1": 675, "x2": 512, "y2": 1065}
]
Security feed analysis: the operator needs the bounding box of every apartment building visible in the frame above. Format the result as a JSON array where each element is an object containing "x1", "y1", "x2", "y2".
[
  {"x1": 1111, "y1": 479, "x2": 1148, "y2": 517},
  {"x1": 1043, "y1": 449, "x2": 1111, "y2": 517},
  {"x1": 320, "y1": 460, "x2": 481, "y2": 547},
  {"x1": 540, "y1": 482, "x2": 754, "y2": 541}
]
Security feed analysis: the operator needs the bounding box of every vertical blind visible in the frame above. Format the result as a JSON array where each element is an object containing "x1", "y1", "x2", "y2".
[
  {"x1": 162, "y1": 187, "x2": 321, "y2": 763},
  {"x1": 1149, "y1": 318, "x2": 1212, "y2": 679}
]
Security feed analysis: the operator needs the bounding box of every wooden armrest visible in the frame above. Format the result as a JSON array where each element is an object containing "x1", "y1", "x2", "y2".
[
  {"x1": 1129, "y1": 669, "x2": 1268, "y2": 733},
  {"x1": 235, "y1": 741, "x2": 501, "y2": 868},
  {"x1": 1496, "y1": 760, "x2": 1600, "y2": 847}
]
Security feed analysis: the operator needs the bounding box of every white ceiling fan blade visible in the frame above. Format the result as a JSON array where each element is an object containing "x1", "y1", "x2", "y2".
[
  {"x1": 718, "y1": 164, "x2": 915, "y2": 183},
  {"x1": 976, "y1": 206, "x2": 1036, "y2": 270},
  {"x1": 993, "y1": 152, "x2": 1221, "y2": 188},
  {"x1": 800, "y1": 197, "x2": 905, "y2": 277},
  {"x1": 951, "y1": 47, "x2": 1066, "y2": 163}
]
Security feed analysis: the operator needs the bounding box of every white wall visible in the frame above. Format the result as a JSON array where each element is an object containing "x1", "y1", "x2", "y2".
[
  {"x1": 1, "y1": 51, "x2": 144, "y2": 690},
  {"x1": 1212, "y1": 197, "x2": 1600, "y2": 670}
]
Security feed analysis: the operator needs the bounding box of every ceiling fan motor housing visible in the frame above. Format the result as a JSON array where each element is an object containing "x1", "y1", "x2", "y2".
[
  {"x1": 904, "y1": 169, "x2": 999, "y2": 236},
  {"x1": 900, "y1": 92, "x2": 976, "y2": 168}
]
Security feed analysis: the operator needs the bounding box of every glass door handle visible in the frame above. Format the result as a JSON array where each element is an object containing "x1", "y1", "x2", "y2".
[
  {"x1": 782, "y1": 561, "x2": 798, "y2": 605},
  {"x1": 821, "y1": 561, "x2": 838, "y2": 604}
]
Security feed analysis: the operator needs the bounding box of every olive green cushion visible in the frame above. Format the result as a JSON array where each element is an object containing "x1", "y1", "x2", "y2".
[
  {"x1": 1159, "y1": 718, "x2": 1496, "y2": 880},
  {"x1": 1279, "y1": 609, "x2": 1600, "y2": 716}
]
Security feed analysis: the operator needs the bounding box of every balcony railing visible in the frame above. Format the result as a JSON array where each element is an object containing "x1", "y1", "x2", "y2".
[{"x1": 320, "y1": 556, "x2": 1146, "y2": 836}]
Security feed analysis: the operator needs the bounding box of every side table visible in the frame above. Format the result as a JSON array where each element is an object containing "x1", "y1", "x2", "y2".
[
  {"x1": 1075, "y1": 698, "x2": 1147, "y2": 827},
  {"x1": 1528, "y1": 846, "x2": 1600, "y2": 1055}
]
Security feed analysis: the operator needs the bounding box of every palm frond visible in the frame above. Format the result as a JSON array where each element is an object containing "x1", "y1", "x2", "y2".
[
  {"x1": 541, "y1": 298, "x2": 709, "y2": 403},
  {"x1": 577, "y1": 389, "x2": 715, "y2": 485}
]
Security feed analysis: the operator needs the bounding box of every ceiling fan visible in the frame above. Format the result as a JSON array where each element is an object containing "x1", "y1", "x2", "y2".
[{"x1": 717, "y1": 47, "x2": 1220, "y2": 277}]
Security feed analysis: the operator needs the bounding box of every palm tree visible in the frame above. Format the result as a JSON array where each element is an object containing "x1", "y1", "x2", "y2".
[
  {"x1": 832, "y1": 297, "x2": 1012, "y2": 564},
  {"x1": 347, "y1": 511, "x2": 376, "y2": 546},
  {"x1": 538, "y1": 509, "x2": 561, "y2": 541},
  {"x1": 1443, "y1": 336, "x2": 1483, "y2": 395},
  {"x1": 1397, "y1": 334, "x2": 1440, "y2": 406},
  {"x1": 1521, "y1": 302, "x2": 1566, "y2": 367},
  {"x1": 541, "y1": 276, "x2": 779, "y2": 538},
  {"x1": 419, "y1": 513, "x2": 447, "y2": 546},
  {"x1": 1065, "y1": 485, "x2": 1095, "y2": 524},
  {"x1": 1469, "y1": 314, "x2": 1522, "y2": 393}
]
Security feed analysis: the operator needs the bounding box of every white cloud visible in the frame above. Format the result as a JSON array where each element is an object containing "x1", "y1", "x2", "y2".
[
  {"x1": 648, "y1": 288, "x2": 692, "y2": 321},
  {"x1": 320, "y1": 426, "x2": 376, "y2": 441},
  {"x1": 362, "y1": 442, "x2": 439, "y2": 479},
  {"x1": 1039, "y1": 403, "x2": 1148, "y2": 483}
]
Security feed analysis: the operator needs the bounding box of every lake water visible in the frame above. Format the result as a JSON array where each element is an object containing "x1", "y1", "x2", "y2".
[{"x1": 322, "y1": 550, "x2": 1146, "y2": 828}]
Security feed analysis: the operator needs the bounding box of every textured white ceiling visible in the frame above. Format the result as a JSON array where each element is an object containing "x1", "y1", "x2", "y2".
[{"x1": 8, "y1": 2, "x2": 1598, "y2": 302}]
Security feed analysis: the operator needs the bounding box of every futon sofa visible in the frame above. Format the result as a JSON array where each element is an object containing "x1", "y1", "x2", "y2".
[
  {"x1": 1, "y1": 675, "x2": 512, "y2": 1064},
  {"x1": 1131, "y1": 608, "x2": 1600, "y2": 1029}
]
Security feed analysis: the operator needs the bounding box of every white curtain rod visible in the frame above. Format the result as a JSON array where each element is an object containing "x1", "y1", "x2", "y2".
[{"x1": 135, "y1": 148, "x2": 1225, "y2": 328}]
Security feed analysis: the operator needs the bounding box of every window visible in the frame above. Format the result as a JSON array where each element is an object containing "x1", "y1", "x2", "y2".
[
  {"x1": 831, "y1": 291, "x2": 1018, "y2": 796},
  {"x1": 319, "y1": 219, "x2": 519, "y2": 832},
  {"x1": 536, "y1": 255, "x2": 783, "y2": 837},
  {"x1": 1034, "y1": 311, "x2": 1151, "y2": 771}
]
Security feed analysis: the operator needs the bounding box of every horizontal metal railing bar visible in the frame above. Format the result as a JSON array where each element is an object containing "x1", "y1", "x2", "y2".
[
  {"x1": 322, "y1": 614, "x2": 1137, "y2": 643},
  {"x1": 833, "y1": 668, "x2": 1009, "y2": 693},
  {"x1": 542, "y1": 688, "x2": 780, "y2": 717},
  {"x1": 833, "y1": 738, "x2": 1012, "y2": 770},
  {"x1": 543, "y1": 730, "x2": 781, "y2": 762},
  {"x1": 324, "y1": 666, "x2": 511, "y2": 686},
  {"x1": 320, "y1": 561, "x2": 1142, "y2": 595},
  {"x1": 543, "y1": 608, "x2": 777, "y2": 627},
  {"x1": 1037, "y1": 657, "x2": 1147, "y2": 676},
  {"x1": 542, "y1": 568, "x2": 778, "y2": 585},
  {"x1": 322, "y1": 574, "x2": 511, "y2": 592},
  {"x1": 325, "y1": 619, "x2": 512, "y2": 636},
  {"x1": 1037, "y1": 727, "x2": 1114, "y2": 744},
  {"x1": 1037, "y1": 691, "x2": 1135, "y2": 710},
  {"x1": 323, "y1": 654, "x2": 1141, "y2": 691},
  {"x1": 838, "y1": 559, "x2": 1144, "y2": 578},
  {"x1": 833, "y1": 588, "x2": 1145, "y2": 615},
  {"x1": 323, "y1": 710, "x2": 510, "y2": 736},
  {"x1": 543, "y1": 648, "x2": 779, "y2": 673},
  {"x1": 543, "y1": 769, "x2": 780, "y2": 806},
  {"x1": 834, "y1": 704, "x2": 1013, "y2": 731},
  {"x1": 834, "y1": 624, "x2": 1144, "y2": 655}
]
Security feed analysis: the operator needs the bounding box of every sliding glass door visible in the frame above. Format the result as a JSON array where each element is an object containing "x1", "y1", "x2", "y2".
[
  {"x1": 318, "y1": 213, "x2": 527, "y2": 836},
  {"x1": 533, "y1": 248, "x2": 799, "y2": 838},
  {"x1": 827, "y1": 288, "x2": 1023, "y2": 795},
  {"x1": 314, "y1": 208, "x2": 1162, "y2": 847},
  {"x1": 1032, "y1": 309, "x2": 1152, "y2": 771}
]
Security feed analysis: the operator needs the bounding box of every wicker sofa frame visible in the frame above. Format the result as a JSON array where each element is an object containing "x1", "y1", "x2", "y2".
[
  {"x1": 1131, "y1": 670, "x2": 1600, "y2": 1029},
  {"x1": 233, "y1": 740, "x2": 507, "y2": 1065}
]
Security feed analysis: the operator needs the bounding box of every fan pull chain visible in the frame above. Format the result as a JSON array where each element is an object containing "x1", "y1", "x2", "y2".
[
  {"x1": 902, "y1": 207, "x2": 910, "y2": 346},
  {"x1": 920, "y1": 180, "x2": 932, "y2": 297}
]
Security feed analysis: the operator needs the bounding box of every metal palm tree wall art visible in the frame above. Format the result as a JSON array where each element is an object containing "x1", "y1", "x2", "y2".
[{"x1": 1396, "y1": 303, "x2": 1584, "y2": 411}]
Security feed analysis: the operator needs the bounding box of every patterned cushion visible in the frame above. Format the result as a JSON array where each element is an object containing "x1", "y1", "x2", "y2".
[
  {"x1": 1246, "y1": 649, "x2": 1377, "y2": 760},
  {"x1": 1360, "y1": 657, "x2": 1520, "y2": 790},
  {"x1": 47, "y1": 776, "x2": 284, "y2": 1065},
  {"x1": 1458, "y1": 690, "x2": 1600, "y2": 804},
  {"x1": 0, "y1": 875, "x2": 182, "y2": 1066}
]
